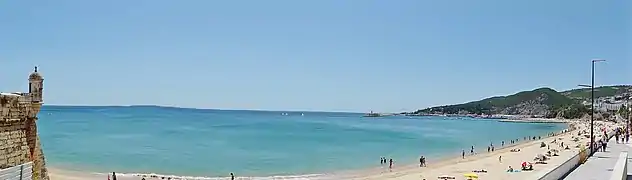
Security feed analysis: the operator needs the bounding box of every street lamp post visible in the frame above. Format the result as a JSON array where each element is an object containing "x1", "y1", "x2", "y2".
[{"x1": 578, "y1": 59, "x2": 605, "y2": 154}]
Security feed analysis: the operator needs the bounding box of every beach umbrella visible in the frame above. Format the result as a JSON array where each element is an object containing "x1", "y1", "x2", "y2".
[
  {"x1": 463, "y1": 173, "x2": 478, "y2": 179},
  {"x1": 438, "y1": 175, "x2": 456, "y2": 179}
]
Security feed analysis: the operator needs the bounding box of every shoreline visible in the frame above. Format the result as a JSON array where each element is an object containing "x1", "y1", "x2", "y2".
[
  {"x1": 326, "y1": 121, "x2": 575, "y2": 179},
  {"x1": 48, "y1": 120, "x2": 581, "y2": 180},
  {"x1": 347, "y1": 120, "x2": 616, "y2": 180},
  {"x1": 498, "y1": 118, "x2": 570, "y2": 123}
]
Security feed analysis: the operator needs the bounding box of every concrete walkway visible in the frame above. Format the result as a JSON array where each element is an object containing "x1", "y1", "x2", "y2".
[{"x1": 564, "y1": 138, "x2": 630, "y2": 180}]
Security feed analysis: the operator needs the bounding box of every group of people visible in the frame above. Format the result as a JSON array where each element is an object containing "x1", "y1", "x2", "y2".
[
  {"x1": 459, "y1": 129, "x2": 569, "y2": 161},
  {"x1": 380, "y1": 157, "x2": 394, "y2": 170},
  {"x1": 419, "y1": 156, "x2": 426, "y2": 167},
  {"x1": 378, "y1": 155, "x2": 427, "y2": 171},
  {"x1": 614, "y1": 127, "x2": 630, "y2": 144}
]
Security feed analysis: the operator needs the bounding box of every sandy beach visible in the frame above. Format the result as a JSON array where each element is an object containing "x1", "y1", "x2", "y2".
[
  {"x1": 342, "y1": 120, "x2": 617, "y2": 180},
  {"x1": 47, "y1": 120, "x2": 619, "y2": 180}
]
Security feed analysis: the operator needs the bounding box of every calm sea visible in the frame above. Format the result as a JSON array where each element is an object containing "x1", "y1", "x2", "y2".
[{"x1": 37, "y1": 106, "x2": 566, "y2": 178}]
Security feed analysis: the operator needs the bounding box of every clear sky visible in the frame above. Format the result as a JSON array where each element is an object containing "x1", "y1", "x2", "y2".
[{"x1": 0, "y1": 0, "x2": 629, "y2": 112}]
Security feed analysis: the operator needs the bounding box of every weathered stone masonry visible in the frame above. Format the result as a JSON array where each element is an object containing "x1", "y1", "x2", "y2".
[{"x1": 0, "y1": 67, "x2": 48, "y2": 180}]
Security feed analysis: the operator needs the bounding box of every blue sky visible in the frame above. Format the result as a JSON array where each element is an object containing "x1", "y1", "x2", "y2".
[{"x1": 0, "y1": 0, "x2": 629, "y2": 112}]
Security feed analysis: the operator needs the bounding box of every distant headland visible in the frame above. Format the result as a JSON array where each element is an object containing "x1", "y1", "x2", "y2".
[{"x1": 406, "y1": 85, "x2": 632, "y2": 119}]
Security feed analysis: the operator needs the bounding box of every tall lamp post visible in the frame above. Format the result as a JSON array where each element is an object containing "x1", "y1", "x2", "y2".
[{"x1": 577, "y1": 59, "x2": 605, "y2": 154}]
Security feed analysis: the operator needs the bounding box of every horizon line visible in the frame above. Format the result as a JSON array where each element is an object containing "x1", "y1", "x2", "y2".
[{"x1": 42, "y1": 104, "x2": 369, "y2": 114}]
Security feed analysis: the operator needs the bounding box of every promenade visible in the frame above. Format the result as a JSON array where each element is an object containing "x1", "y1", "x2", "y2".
[{"x1": 563, "y1": 137, "x2": 630, "y2": 180}]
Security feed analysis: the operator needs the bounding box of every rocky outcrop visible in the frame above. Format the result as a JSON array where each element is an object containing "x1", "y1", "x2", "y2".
[{"x1": 496, "y1": 93, "x2": 553, "y2": 116}]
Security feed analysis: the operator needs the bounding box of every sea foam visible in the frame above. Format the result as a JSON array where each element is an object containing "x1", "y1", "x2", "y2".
[{"x1": 101, "y1": 172, "x2": 334, "y2": 180}]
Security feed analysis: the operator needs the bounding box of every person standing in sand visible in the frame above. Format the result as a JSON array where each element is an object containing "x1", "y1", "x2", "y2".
[
  {"x1": 462, "y1": 150, "x2": 465, "y2": 159},
  {"x1": 230, "y1": 173, "x2": 235, "y2": 180},
  {"x1": 389, "y1": 158, "x2": 393, "y2": 171}
]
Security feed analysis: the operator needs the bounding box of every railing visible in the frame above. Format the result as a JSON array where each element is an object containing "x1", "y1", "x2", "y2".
[
  {"x1": 609, "y1": 152, "x2": 628, "y2": 180},
  {"x1": 0, "y1": 162, "x2": 33, "y2": 180}
]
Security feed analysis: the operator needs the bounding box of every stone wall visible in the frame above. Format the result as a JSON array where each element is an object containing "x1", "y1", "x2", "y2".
[
  {"x1": 0, "y1": 119, "x2": 29, "y2": 169},
  {"x1": 0, "y1": 95, "x2": 48, "y2": 180}
]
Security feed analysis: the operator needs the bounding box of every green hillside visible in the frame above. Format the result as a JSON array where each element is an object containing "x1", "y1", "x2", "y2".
[
  {"x1": 412, "y1": 85, "x2": 631, "y2": 118},
  {"x1": 562, "y1": 85, "x2": 632, "y2": 100},
  {"x1": 414, "y1": 88, "x2": 580, "y2": 117}
]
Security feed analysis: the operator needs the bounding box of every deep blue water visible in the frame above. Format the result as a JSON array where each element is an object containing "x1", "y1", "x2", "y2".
[{"x1": 37, "y1": 106, "x2": 566, "y2": 177}]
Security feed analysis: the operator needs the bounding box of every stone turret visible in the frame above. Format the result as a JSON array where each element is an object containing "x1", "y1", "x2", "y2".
[
  {"x1": 0, "y1": 67, "x2": 49, "y2": 179},
  {"x1": 28, "y1": 66, "x2": 44, "y2": 116},
  {"x1": 29, "y1": 66, "x2": 44, "y2": 104}
]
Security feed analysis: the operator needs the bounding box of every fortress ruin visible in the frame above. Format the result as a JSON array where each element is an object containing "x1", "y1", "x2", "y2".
[{"x1": 0, "y1": 67, "x2": 48, "y2": 179}]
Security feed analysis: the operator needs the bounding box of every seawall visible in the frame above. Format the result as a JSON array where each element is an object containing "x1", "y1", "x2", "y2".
[{"x1": 0, "y1": 98, "x2": 49, "y2": 180}]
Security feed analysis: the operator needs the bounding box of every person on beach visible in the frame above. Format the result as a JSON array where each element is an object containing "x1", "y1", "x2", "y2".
[
  {"x1": 462, "y1": 150, "x2": 465, "y2": 159},
  {"x1": 231, "y1": 173, "x2": 235, "y2": 180},
  {"x1": 487, "y1": 146, "x2": 490, "y2": 153},
  {"x1": 491, "y1": 145, "x2": 494, "y2": 152},
  {"x1": 421, "y1": 156, "x2": 426, "y2": 167},
  {"x1": 389, "y1": 159, "x2": 393, "y2": 171},
  {"x1": 419, "y1": 156, "x2": 423, "y2": 167},
  {"x1": 380, "y1": 157, "x2": 383, "y2": 165},
  {"x1": 498, "y1": 155, "x2": 502, "y2": 163},
  {"x1": 471, "y1": 146, "x2": 474, "y2": 155},
  {"x1": 501, "y1": 141, "x2": 504, "y2": 146},
  {"x1": 112, "y1": 172, "x2": 117, "y2": 180}
]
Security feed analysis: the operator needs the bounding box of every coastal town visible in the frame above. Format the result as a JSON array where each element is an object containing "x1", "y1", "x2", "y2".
[{"x1": 3, "y1": 1, "x2": 626, "y2": 180}]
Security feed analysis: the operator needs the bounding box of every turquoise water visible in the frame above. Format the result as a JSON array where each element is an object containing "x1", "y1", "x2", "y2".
[{"x1": 38, "y1": 106, "x2": 566, "y2": 178}]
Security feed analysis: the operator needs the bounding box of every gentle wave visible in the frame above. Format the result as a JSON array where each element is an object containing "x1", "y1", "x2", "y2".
[{"x1": 99, "y1": 172, "x2": 335, "y2": 180}]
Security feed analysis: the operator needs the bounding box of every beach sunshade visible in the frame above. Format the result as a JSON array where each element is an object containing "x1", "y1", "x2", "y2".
[
  {"x1": 438, "y1": 175, "x2": 456, "y2": 179},
  {"x1": 463, "y1": 173, "x2": 478, "y2": 178}
]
